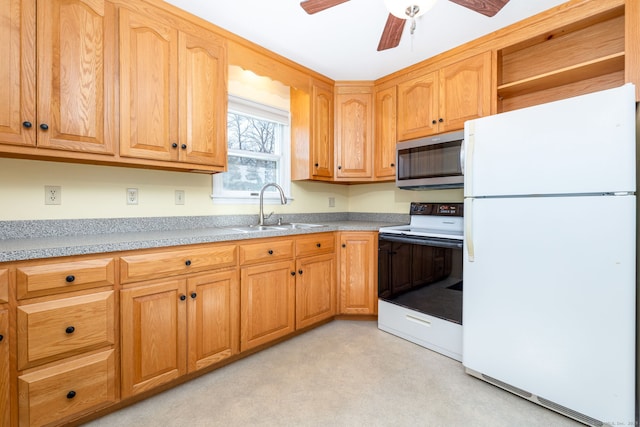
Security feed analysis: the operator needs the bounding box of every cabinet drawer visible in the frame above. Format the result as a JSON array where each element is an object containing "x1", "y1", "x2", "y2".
[
  {"x1": 16, "y1": 258, "x2": 115, "y2": 299},
  {"x1": 18, "y1": 350, "x2": 116, "y2": 427},
  {"x1": 296, "y1": 233, "x2": 335, "y2": 257},
  {"x1": 0, "y1": 269, "x2": 7, "y2": 303},
  {"x1": 17, "y1": 291, "x2": 115, "y2": 370},
  {"x1": 239, "y1": 239, "x2": 294, "y2": 266},
  {"x1": 120, "y1": 244, "x2": 237, "y2": 283}
]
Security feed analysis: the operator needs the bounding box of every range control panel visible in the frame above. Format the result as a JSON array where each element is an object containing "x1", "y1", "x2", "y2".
[{"x1": 409, "y1": 202, "x2": 464, "y2": 217}]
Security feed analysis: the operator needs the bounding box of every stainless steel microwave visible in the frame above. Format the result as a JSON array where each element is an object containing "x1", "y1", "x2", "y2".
[{"x1": 396, "y1": 130, "x2": 464, "y2": 190}]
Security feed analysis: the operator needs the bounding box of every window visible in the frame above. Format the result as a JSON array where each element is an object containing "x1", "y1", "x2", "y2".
[{"x1": 213, "y1": 96, "x2": 291, "y2": 203}]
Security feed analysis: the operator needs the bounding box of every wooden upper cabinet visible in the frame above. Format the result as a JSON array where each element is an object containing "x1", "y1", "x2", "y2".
[
  {"x1": 397, "y1": 71, "x2": 439, "y2": 141},
  {"x1": 0, "y1": 0, "x2": 35, "y2": 147},
  {"x1": 178, "y1": 30, "x2": 227, "y2": 167},
  {"x1": 119, "y1": 6, "x2": 227, "y2": 169},
  {"x1": 374, "y1": 86, "x2": 397, "y2": 180},
  {"x1": 119, "y1": 7, "x2": 177, "y2": 162},
  {"x1": 0, "y1": 0, "x2": 115, "y2": 153},
  {"x1": 397, "y1": 52, "x2": 491, "y2": 140},
  {"x1": 311, "y1": 83, "x2": 334, "y2": 180},
  {"x1": 335, "y1": 83, "x2": 373, "y2": 180},
  {"x1": 439, "y1": 51, "x2": 492, "y2": 133}
]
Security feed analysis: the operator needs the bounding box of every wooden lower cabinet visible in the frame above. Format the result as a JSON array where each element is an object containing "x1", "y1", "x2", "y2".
[
  {"x1": 240, "y1": 260, "x2": 296, "y2": 352},
  {"x1": 18, "y1": 350, "x2": 116, "y2": 427},
  {"x1": 295, "y1": 253, "x2": 336, "y2": 329},
  {"x1": 121, "y1": 269, "x2": 239, "y2": 398},
  {"x1": 0, "y1": 308, "x2": 9, "y2": 427},
  {"x1": 338, "y1": 232, "x2": 378, "y2": 315}
]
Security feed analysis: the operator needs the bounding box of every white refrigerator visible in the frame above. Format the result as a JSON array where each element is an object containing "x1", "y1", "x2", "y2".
[{"x1": 462, "y1": 84, "x2": 636, "y2": 426}]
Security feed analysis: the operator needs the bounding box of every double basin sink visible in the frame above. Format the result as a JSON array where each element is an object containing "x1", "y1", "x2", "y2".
[{"x1": 229, "y1": 223, "x2": 327, "y2": 233}]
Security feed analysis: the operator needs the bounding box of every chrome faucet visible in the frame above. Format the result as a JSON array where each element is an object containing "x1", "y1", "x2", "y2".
[{"x1": 258, "y1": 183, "x2": 287, "y2": 226}]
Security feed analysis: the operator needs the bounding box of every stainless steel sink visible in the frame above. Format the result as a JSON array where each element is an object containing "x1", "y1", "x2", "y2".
[{"x1": 228, "y1": 223, "x2": 326, "y2": 233}]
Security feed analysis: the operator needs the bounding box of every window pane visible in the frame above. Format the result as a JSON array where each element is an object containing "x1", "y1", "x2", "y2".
[
  {"x1": 227, "y1": 113, "x2": 277, "y2": 154},
  {"x1": 223, "y1": 156, "x2": 278, "y2": 191}
]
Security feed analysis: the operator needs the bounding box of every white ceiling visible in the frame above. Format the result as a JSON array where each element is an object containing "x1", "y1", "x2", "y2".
[{"x1": 164, "y1": 0, "x2": 570, "y2": 81}]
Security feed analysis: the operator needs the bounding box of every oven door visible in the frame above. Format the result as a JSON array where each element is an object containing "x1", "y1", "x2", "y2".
[{"x1": 378, "y1": 233, "x2": 463, "y2": 324}]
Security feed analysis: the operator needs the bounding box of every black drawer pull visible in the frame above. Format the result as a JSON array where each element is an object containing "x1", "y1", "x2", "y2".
[
  {"x1": 190, "y1": 292, "x2": 197, "y2": 299},
  {"x1": 0, "y1": 335, "x2": 3, "y2": 342},
  {"x1": 181, "y1": 144, "x2": 187, "y2": 149},
  {"x1": 342, "y1": 244, "x2": 346, "y2": 248},
  {"x1": 40, "y1": 123, "x2": 49, "y2": 130},
  {"x1": 172, "y1": 142, "x2": 178, "y2": 148},
  {"x1": 180, "y1": 294, "x2": 186, "y2": 301},
  {"x1": 298, "y1": 269, "x2": 303, "y2": 275},
  {"x1": 65, "y1": 326, "x2": 75, "y2": 334},
  {"x1": 290, "y1": 271, "x2": 296, "y2": 276},
  {"x1": 390, "y1": 163, "x2": 395, "y2": 167},
  {"x1": 67, "y1": 391, "x2": 76, "y2": 399},
  {"x1": 268, "y1": 249, "x2": 274, "y2": 255},
  {"x1": 23, "y1": 121, "x2": 32, "y2": 128},
  {"x1": 185, "y1": 260, "x2": 192, "y2": 266},
  {"x1": 316, "y1": 243, "x2": 321, "y2": 248},
  {"x1": 65, "y1": 275, "x2": 75, "y2": 283}
]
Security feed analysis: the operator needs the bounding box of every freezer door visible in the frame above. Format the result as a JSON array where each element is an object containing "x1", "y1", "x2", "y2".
[
  {"x1": 463, "y1": 195, "x2": 636, "y2": 424},
  {"x1": 464, "y1": 84, "x2": 636, "y2": 198}
]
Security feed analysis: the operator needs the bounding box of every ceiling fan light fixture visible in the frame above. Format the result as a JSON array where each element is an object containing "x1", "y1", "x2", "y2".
[{"x1": 383, "y1": 0, "x2": 436, "y2": 20}]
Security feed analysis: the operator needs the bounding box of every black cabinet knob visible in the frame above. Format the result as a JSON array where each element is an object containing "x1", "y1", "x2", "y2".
[
  {"x1": 268, "y1": 249, "x2": 274, "y2": 255},
  {"x1": 185, "y1": 260, "x2": 192, "y2": 266},
  {"x1": 40, "y1": 123, "x2": 49, "y2": 130},
  {"x1": 0, "y1": 335, "x2": 4, "y2": 342},
  {"x1": 314, "y1": 163, "x2": 319, "y2": 167},
  {"x1": 65, "y1": 275, "x2": 75, "y2": 283},
  {"x1": 390, "y1": 163, "x2": 395, "y2": 167},
  {"x1": 342, "y1": 244, "x2": 346, "y2": 248},
  {"x1": 190, "y1": 292, "x2": 197, "y2": 299},
  {"x1": 438, "y1": 118, "x2": 443, "y2": 123},
  {"x1": 432, "y1": 120, "x2": 437, "y2": 125},
  {"x1": 298, "y1": 269, "x2": 303, "y2": 275},
  {"x1": 65, "y1": 326, "x2": 75, "y2": 334},
  {"x1": 337, "y1": 165, "x2": 342, "y2": 170},
  {"x1": 290, "y1": 271, "x2": 296, "y2": 276},
  {"x1": 181, "y1": 144, "x2": 187, "y2": 149},
  {"x1": 172, "y1": 143, "x2": 178, "y2": 148},
  {"x1": 180, "y1": 294, "x2": 186, "y2": 301},
  {"x1": 22, "y1": 121, "x2": 32, "y2": 128},
  {"x1": 316, "y1": 243, "x2": 321, "y2": 248},
  {"x1": 67, "y1": 391, "x2": 76, "y2": 399}
]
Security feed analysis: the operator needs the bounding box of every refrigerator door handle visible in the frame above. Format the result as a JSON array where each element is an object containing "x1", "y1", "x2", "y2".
[
  {"x1": 460, "y1": 140, "x2": 466, "y2": 175},
  {"x1": 465, "y1": 199, "x2": 475, "y2": 262},
  {"x1": 464, "y1": 122, "x2": 475, "y2": 196}
]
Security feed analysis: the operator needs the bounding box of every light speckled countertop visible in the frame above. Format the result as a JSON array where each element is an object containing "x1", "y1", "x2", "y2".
[{"x1": 0, "y1": 213, "x2": 407, "y2": 262}]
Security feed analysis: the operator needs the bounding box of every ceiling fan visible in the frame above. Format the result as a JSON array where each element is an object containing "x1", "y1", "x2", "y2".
[{"x1": 300, "y1": 0, "x2": 510, "y2": 51}]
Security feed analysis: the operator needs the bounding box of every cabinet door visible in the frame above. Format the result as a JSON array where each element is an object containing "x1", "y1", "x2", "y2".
[
  {"x1": 296, "y1": 253, "x2": 336, "y2": 329},
  {"x1": 37, "y1": 0, "x2": 115, "y2": 154},
  {"x1": 119, "y1": 7, "x2": 178, "y2": 161},
  {"x1": 0, "y1": 0, "x2": 35, "y2": 147},
  {"x1": 187, "y1": 270, "x2": 239, "y2": 372},
  {"x1": 0, "y1": 308, "x2": 9, "y2": 427},
  {"x1": 240, "y1": 260, "x2": 295, "y2": 351},
  {"x1": 335, "y1": 89, "x2": 373, "y2": 180},
  {"x1": 178, "y1": 30, "x2": 227, "y2": 167},
  {"x1": 439, "y1": 52, "x2": 492, "y2": 132},
  {"x1": 374, "y1": 86, "x2": 397, "y2": 179},
  {"x1": 120, "y1": 279, "x2": 187, "y2": 398},
  {"x1": 311, "y1": 84, "x2": 334, "y2": 179},
  {"x1": 397, "y1": 71, "x2": 439, "y2": 141},
  {"x1": 339, "y1": 232, "x2": 377, "y2": 315}
]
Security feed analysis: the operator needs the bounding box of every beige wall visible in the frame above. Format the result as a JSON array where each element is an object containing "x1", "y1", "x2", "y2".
[{"x1": 0, "y1": 157, "x2": 462, "y2": 220}]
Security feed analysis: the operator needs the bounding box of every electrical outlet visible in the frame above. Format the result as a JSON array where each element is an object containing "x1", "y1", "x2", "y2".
[
  {"x1": 44, "y1": 186, "x2": 62, "y2": 205},
  {"x1": 328, "y1": 197, "x2": 335, "y2": 208},
  {"x1": 175, "y1": 190, "x2": 185, "y2": 205},
  {"x1": 126, "y1": 188, "x2": 138, "y2": 205}
]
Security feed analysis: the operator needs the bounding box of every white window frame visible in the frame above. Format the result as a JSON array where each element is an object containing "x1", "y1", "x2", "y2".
[{"x1": 212, "y1": 95, "x2": 292, "y2": 204}]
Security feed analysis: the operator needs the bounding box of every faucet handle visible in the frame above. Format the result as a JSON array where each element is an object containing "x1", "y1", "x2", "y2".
[{"x1": 264, "y1": 212, "x2": 274, "y2": 220}]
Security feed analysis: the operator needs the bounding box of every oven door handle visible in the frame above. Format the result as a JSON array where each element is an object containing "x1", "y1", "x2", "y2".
[{"x1": 379, "y1": 234, "x2": 463, "y2": 249}]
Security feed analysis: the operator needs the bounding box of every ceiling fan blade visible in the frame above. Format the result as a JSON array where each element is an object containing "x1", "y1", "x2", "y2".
[
  {"x1": 300, "y1": 0, "x2": 350, "y2": 15},
  {"x1": 448, "y1": 0, "x2": 510, "y2": 17},
  {"x1": 377, "y1": 14, "x2": 406, "y2": 51}
]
